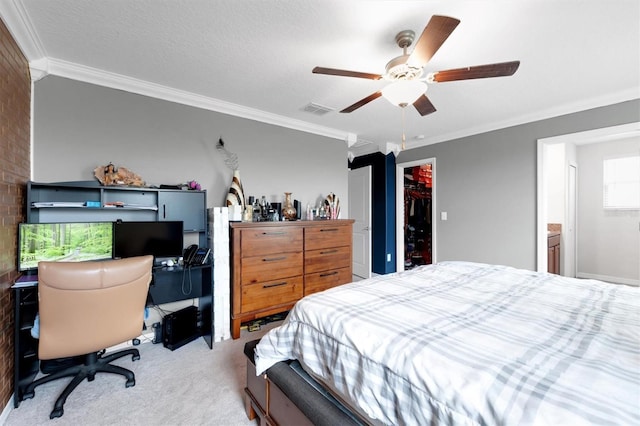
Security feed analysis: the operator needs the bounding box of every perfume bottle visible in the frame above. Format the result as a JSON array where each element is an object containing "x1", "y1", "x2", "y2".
[{"x1": 252, "y1": 197, "x2": 261, "y2": 222}]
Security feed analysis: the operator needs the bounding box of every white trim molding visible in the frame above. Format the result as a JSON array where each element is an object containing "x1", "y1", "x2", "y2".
[
  {"x1": 577, "y1": 272, "x2": 639, "y2": 287},
  {"x1": 42, "y1": 58, "x2": 350, "y2": 143},
  {"x1": 0, "y1": 0, "x2": 45, "y2": 61},
  {"x1": 385, "y1": 142, "x2": 401, "y2": 157},
  {"x1": 29, "y1": 57, "x2": 48, "y2": 81}
]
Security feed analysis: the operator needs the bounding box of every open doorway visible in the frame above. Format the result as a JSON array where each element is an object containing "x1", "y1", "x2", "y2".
[
  {"x1": 537, "y1": 122, "x2": 640, "y2": 285},
  {"x1": 396, "y1": 158, "x2": 436, "y2": 272}
]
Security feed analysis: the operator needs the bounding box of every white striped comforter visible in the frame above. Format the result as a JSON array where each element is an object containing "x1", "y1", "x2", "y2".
[{"x1": 254, "y1": 261, "x2": 640, "y2": 426}]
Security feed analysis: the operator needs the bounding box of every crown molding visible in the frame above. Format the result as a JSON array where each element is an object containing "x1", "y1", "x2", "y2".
[
  {"x1": 406, "y1": 89, "x2": 640, "y2": 150},
  {"x1": 0, "y1": 0, "x2": 45, "y2": 61},
  {"x1": 348, "y1": 138, "x2": 383, "y2": 159},
  {"x1": 385, "y1": 142, "x2": 401, "y2": 157},
  {"x1": 36, "y1": 57, "x2": 350, "y2": 143},
  {"x1": 346, "y1": 133, "x2": 358, "y2": 147},
  {"x1": 29, "y1": 57, "x2": 49, "y2": 81},
  {"x1": 351, "y1": 90, "x2": 639, "y2": 157}
]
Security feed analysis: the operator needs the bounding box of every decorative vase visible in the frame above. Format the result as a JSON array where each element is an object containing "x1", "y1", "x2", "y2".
[
  {"x1": 282, "y1": 192, "x2": 297, "y2": 221},
  {"x1": 226, "y1": 170, "x2": 245, "y2": 210}
]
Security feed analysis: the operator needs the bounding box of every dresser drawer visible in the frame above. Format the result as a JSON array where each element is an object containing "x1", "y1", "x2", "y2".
[
  {"x1": 241, "y1": 252, "x2": 303, "y2": 285},
  {"x1": 304, "y1": 267, "x2": 351, "y2": 296},
  {"x1": 305, "y1": 245, "x2": 351, "y2": 274},
  {"x1": 241, "y1": 227, "x2": 303, "y2": 257},
  {"x1": 305, "y1": 224, "x2": 351, "y2": 251},
  {"x1": 241, "y1": 276, "x2": 303, "y2": 312}
]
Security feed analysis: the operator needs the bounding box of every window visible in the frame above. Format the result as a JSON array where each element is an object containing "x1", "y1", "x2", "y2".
[{"x1": 603, "y1": 155, "x2": 640, "y2": 209}]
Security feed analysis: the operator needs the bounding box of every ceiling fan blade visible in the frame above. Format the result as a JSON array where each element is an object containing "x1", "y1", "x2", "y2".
[
  {"x1": 313, "y1": 66, "x2": 383, "y2": 80},
  {"x1": 340, "y1": 91, "x2": 383, "y2": 113},
  {"x1": 408, "y1": 15, "x2": 460, "y2": 67},
  {"x1": 413, "y1": 94, "x2": 437, "y2": 116},
  {"x1": 431, "y1": 61, "x2": 520, "y2": 82}
]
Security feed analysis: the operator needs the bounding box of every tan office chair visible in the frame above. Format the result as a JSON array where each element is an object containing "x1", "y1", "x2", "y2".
[{"x1": 23, "y1": 255, "x2": 153, "y2": 419}]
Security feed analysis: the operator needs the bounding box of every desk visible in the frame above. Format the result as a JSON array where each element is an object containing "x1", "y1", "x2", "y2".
[{"x1": 12, "y1": 263, "x2": 213, "y2": 408}]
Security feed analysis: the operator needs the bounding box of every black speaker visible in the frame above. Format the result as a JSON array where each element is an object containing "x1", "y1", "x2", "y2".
[
  {"x1": 162, "y1": 306, "x2": 199, "y2": 351},
  {"x1": 294, "y1": 199, "x2": 301, "y2": 219}
]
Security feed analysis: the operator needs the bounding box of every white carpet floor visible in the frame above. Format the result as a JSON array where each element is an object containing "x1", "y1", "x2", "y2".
[{"x1": 4, "y1": 322, "x2": 281, "y2": 425}]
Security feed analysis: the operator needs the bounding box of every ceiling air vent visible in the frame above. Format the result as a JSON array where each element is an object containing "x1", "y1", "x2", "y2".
[{"x1": 301, "y1": 103, "x2": 334, "y2": 116}]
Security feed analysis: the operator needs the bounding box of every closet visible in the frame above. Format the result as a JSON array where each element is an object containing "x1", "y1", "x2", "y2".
[{"x1": 403, "y1": 164, "x2": 432, "y2": 269}]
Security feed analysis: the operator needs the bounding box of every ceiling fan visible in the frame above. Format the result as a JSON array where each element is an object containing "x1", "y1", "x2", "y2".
[{"x1": 312, "y1": 15, "x2": 520, "y2": 116}]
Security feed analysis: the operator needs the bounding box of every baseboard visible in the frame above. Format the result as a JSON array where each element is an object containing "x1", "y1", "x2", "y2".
[{"x1": 577, "y1": 272, "x2": 639, "y2": 287}]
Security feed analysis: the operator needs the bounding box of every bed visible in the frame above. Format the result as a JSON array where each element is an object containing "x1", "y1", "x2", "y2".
[{"x1": 246, "y1": 261, "x2": 640, "y2": 425}]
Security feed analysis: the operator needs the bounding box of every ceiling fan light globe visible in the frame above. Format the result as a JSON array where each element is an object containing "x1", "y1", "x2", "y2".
[{"x1": 382, "y1": 80, "x2": 427, "y2": 107}]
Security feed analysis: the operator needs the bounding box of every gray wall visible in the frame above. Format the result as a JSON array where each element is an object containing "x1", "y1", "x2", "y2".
[
  {"x1": 32, "y1": 76, "x2": 639, "y2": 272},
  {"x1": 397, "y1": 100, "x2": 640, "y2": 271},
  {"x1": 33, "y1": 76, "x2": 349, "y2": 215}
]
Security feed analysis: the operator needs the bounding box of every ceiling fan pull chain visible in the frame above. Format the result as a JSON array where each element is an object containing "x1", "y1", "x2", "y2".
[{"x1": 401, "y1": 107, "x2": 406, "y2": 150}]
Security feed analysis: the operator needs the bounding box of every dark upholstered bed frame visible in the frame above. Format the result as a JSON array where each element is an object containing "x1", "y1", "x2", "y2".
[{"x1": 243, "y1": 340, "x2": 367, "y2": 426}]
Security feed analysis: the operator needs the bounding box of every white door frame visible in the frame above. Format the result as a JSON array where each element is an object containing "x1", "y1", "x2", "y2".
[
  {"x1": 396, "y1": 158, "x2": 436, "y2": 272},
  {"x1": 566, "y1": 164, "x2": 577, "y2": 277}
]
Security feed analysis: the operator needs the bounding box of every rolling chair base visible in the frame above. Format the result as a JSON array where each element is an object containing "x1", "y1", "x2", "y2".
[{"x1": 24, "y1": 348, "x2": 140, "y2": 419}]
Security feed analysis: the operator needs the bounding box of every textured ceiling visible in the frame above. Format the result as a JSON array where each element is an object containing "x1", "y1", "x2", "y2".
[{"x1": 2, "y1": 0, "x2": 639, "y2": 155}]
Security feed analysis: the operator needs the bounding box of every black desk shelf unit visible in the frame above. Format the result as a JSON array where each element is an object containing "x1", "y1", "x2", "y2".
[
  {"x1": 13, "y1": 286, "x2": 39, "y2": 408},
  {"x1": 14, "y1": 181, "x2": 215, "y2": 408},
  {"x1": 26, "y1": 180, "x2": 207, "y2": 237}
]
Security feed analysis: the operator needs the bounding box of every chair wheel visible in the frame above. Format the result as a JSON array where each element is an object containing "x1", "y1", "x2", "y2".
[
  {"x1": 50, "y1": 408, "x2": 63, "y2": 419},
  {"x1": 132, "y1": 353, "x2": 140, "y2": 362},
  {"x1": 23, "y1": 391, "x2": 34, "y2": 400},
  {"x1": 125, "y1": 378, "x2": 135, "y2": 388},
  {"x1": 132, "y1": 338, "x2": 140, "y2": 346}
]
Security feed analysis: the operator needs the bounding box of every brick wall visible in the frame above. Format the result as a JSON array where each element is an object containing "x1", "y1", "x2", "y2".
[{"x1": 0, "y1": 17, "x2": 31, "y2": 409}]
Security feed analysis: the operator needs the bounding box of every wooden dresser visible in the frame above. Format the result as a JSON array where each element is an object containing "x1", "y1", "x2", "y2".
[{"x1": 230, "y1": 220, "x2": 354, "y2": 339}]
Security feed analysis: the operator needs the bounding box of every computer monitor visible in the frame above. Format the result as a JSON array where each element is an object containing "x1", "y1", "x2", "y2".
[
  {"x1": 17, "y1": 222, "x2": 114, "y2": 273},
  {"x1": 112, "y1": 221, "x2": 183, "y2": 262}
]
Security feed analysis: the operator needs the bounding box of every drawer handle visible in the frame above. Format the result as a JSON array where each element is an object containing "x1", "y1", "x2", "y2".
[
  {"x1": 320, "y1": 271, "x2": 338, "y2": 277},
  {"x1": 320, "y1": 249, "x2": 338, "y2": 254},
  {"x1": 261, "y1": 232, "x2": 286, "y2": 236},
  {"x1": 263, "y1": 282, "x2": 287, "y2": 288},
  {"x1": 263, "y1": 256, "x2": 286, "y2": 262},
  {"x1": 320, "y1": 228, "x2": 338, "y2": 232}
]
